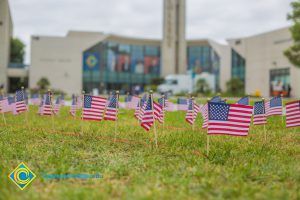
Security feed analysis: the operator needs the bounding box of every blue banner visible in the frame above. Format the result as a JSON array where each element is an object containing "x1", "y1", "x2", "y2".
[{"x1": 83, "y1": 52, "x2": 100, "y2": 71}]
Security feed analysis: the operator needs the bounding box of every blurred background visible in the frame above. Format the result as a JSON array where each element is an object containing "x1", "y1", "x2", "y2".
[{"x1": 1, "y1": 0, "x2": 299, "y2": 98}]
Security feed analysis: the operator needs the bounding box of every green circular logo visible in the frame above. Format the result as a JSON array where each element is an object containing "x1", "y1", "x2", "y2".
[{"x1": 86, "y1": 55, "x2": 98, "y2": 68}]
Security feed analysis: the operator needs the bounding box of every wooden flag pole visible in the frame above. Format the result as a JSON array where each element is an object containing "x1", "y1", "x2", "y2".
[
  {"x1": 262, "y1": 98, "x2": 267, "y2": 141},
  {"x1": 0, "y1": 89, "x2": 7, "y2": 125},
  {"x1": 281, "y1": 94, "x2": 284, "y2": 131},
  {"x1": 48, "y1": 89, "x2": 55, "y2": 131},
  {"x1": 206, "y1": 98, "x2": 210, "y2": 157},
  {"x1": 192, "y1": 96, "x2": 195, "y2": 131},
  {"x1": 162, "y1": 94, "x2": 165, "y2": 135},
  {"x1": 150, "y1": 90, "x2": 158, "y2": 149},
  {"x1": 21, "y1": 86, "x2": 28, "y2": 125},
  {"x1": 80, "y1": 91, "x2": 85, "y2": 135},
  {"x1": 114, "y1": 91, "x2": 120, "y2": 143}
]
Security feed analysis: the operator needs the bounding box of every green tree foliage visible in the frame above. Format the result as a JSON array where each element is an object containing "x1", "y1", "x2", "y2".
[
  {"x1": 10, "y1": 38, "x2": 25, "y2": 63},
  {"x1": 226, "y1": 78, "x2": 245, "y2": 96},
  {"x1": 37, "y1": 77, "x2": 50, "y2": 90},
  {"x1": 284, "y1": 1, "x2": 300, "y2": 68},
  {"x1": 195, "y1": 78, "x2": 211, "y2": 95}
]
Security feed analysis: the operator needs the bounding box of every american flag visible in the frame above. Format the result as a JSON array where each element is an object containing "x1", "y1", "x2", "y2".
[
  {"x1": 0, "y1": 97, "x2": 10, "y2": 113},
  {"x1": 185, "y1": 98, "x2": 196, "y2": 125},
  {"x1": 165, "y1": 101, "x2": 177, "y2": 112},
  {"x1": 177, "y1": 98, "x2": 188, "y2": 111},
  {"x1": 135, "y1": 94, "x2": 147, "y2": 120},
  {"x1": 41, "y1": 93, "x2": 53, "y2": 116},
  {"x1": 237, "y1": 96, "x2": 249, "y2": 105},
  {"x1": 76, "y1": 95, "x2": 82, "y2": 108},
  {"x1": 265, "y1": 97, "x2": 282, "y2": 116},
  {"x1": 104, "y1": 93, "x2": 118, "y2": 121},
  {"x1": 31, "y1": 94, "x2": 40, "y2": 105},
  {"x1": 15, "y1": 90, "x2": 27, "y2": 113},
  {"x1": 53, "y1": 96, "x2": 61, "y2": 114},
  {"x1": 201, "y1": 103, "x2": 208, "y2": 128},
  {"x1": 286, "y1": 100, "x2": 300, "y2": 128},
  {"x1": 253, "y1": 101, "x2": 267, "y2": 125},
  {"x1": 210, "y1": 96, "x2": 222, "y2": 103},
  {"x1": 8, "y1": 96, "x2": 17, "y2": 115},
  {"x1": 140, "y1": 95, "x2": 154, "y2": 131},
  {"x1": 70, "y1": 95, "x2": 77, "y2": 117},
  {"x1": 208, "y1": 102, "x2": 253, "y2": 136},
  {"x1": 153, "y1": 101, "x2": 163, "y2": 123},
  {"x1": 158, "y1": 97, "x2": 166, "y2": 123},
  {"x1": 82, "y1": 95, "x2": 107, "y2": 121},
  {"x1": 126, "y1": 95, "x2": 140, "y2": 109},
  {"x1": 60, "y1": 95, "x2": 65, "y2": 106}
]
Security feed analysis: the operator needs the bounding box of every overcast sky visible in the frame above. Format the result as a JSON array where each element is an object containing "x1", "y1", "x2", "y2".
[{"x1": 9, "y1": 0, "x2": 293, "y2": 64}]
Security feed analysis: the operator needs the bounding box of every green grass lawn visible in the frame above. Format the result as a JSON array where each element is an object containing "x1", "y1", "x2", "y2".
[{"x1": 0, "y1": 105, "x2": 299, "y2": 200}]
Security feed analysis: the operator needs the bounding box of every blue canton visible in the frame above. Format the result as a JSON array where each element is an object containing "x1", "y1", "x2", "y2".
[
  {"x1": 270, "y1": 97, "x2": 282, "y2": 107},
  {"x1": 237, "y1": 96, "x2": 249, "y2": 105},
  {"x1": 84, "y1": 95, "x2": 92, "y2": 108},
  {"x1": 177, "y1": 98, "x2": 187, "y2": 105},
  {"x1": 254, "y1": 101, "x2": 265, "y2": 115},
  {"x1": 210, "y1": 96, "x2": 222, "y2": 103},
  {"x1": 45, "y1": 94, "x2": 51, "y2": 105},
  {"x1": 108, "y1": 95, "x2": 117, "y2": 108},
  {"x1": 16, "y1": 90, "x2": 24, "y2": 102},
  {"x1": 145, "y1": 96, "x2": 153, "y2": 111},
  {"x1": 208, "y1": 102, "x2": 230, "y2": 121}
]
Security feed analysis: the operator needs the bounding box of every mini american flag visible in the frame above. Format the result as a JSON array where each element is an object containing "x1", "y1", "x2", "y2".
[
  {"x1": 140, "y1": 95, "x2": 154, "y2": 131},
  {"x1": 126, "y1": 95, "x2": 140, "y2": 109},
  {"x1": 76, "y1": 95, "x2": 82, "y2": 108},
  {"x1": 135, "y1": 95, "x2": 147, "y2": 120},
  {"x1": 134, "y1": 101, "x2": 141, "y2": 120},
  {"x1": 8, "y1": 96, "x2": 17, "y2": 115},
  {"x1": 237, "y1": 96, "x2": 249, "y2": 105},
  {"x1": 104, "y1": 93, "x2": 118, "y2": 121},
  {"x1": 201, "y1": 103, "x2": 208, "y2": 128},
  {"x1": 31, "y1": 94, "x2": 40, "y2": 105},
  {"x1": 177, "y1": 98, "x2": 188, "y2": 111},
  {"x1": 53, "y1": 96, "x2": 61, "y2": 114},
  {"x1": 41, "y1": 93, "x2": 53, "y2": 116},
  {"x1": 185, "y1": 98, "x2": 196, "y2": 125},
  {"x1": 210, "y1": 96, "x2": 222, "y2": 103},
  {"x1": 165, "y1": 101, "x2": 177, "y2": 112},
  {"x1": 0, "y1": 97, "x2": 10, "y2": 113},
  {"x1": 82, "y1": 95, "x2": 107, "y2": 121},
  {"x1": 158, "y1": 97, "x2": 166, "y2": 123},
  {"x1": 253, "y1": 101, "x2": 267, "y2": 125},
  {"x1": 70, "y1": 95, "x2": 77, "y2": 117},
  {"x1": 15, "y1": 90, "x2": 27, "y2": 113},
  {"x1": 285, "y1": 100, "x2": 300, "y2": 128},
  {"x1": 153, "y1": 101, "x2": 163, "y2": 123},
  {"x1": 60, "y1": 95, "x2": 65, "y2": 106},
  {"x1": 265, "y1": 97, "x2": 282, "y2": 116},
  {"x1": 208, "y1": 102, "x2": 253, "y2": 136}
]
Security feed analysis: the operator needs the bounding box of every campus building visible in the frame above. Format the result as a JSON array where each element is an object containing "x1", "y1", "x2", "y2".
[
  {"x1": 228, "y1": 27, "x2": 300, "y2": 97},
  {"x1": 0, "y1": 0, "x2": 13, "y2": 92},
  {"x1": 2, "y1": 0, "x2": 300, "y2": 97}
]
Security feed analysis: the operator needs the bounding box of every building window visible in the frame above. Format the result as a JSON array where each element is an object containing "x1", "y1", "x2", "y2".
[
  {"x1": 187, "y1": 46, "x2": 220, "y2": 91},
  {"x1": 270, "y1": 68, "x2": 290, "y2": 97},
  {"x1": 231, "y1": 49, "x2": 246, "y2": 85}
]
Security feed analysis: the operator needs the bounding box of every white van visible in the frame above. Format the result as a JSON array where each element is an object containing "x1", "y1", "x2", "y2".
[{"x1": 157, "y1": 73, "x2": 216, "y2": 95}]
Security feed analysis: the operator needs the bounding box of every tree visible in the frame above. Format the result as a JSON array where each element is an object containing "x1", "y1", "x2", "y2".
[
  {"x1": 284, "y1": 1, "x2": 300, "y2": 68},
  {"x1": 10, "y1": 38, "x2": 25, "y2": 63},
  {"x1": 226, "y1": 78, "x2": 245, "y2": 96},
  {"x1": 195, "y1": 78, "x2": 211, "y2": 95},
  {"x1": 37, "y1": 77, "x2": 50, "y2": 90}
]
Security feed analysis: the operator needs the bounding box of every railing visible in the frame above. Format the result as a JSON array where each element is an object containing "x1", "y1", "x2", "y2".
[{"x1": 8, "y1": 63, "x2": 29, "y2": 69}]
